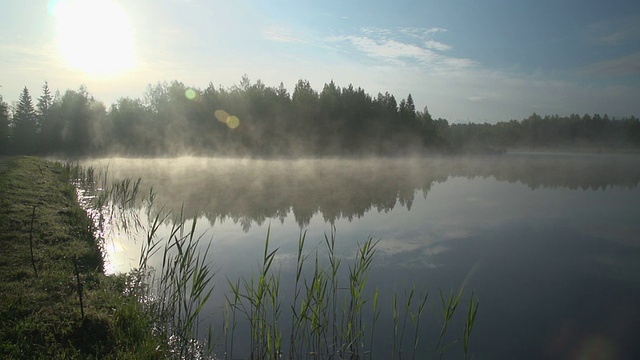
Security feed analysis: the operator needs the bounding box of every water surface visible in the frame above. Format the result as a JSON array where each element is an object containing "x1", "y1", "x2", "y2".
[{"x1": 82, "y1": 153, "x2": 640, "y2": 359}]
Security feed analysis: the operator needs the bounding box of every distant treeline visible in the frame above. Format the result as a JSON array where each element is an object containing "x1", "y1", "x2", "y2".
[
  {"x1": 1, "y1": 77, "x2": 639, "y2": 156},
  {"x1": 447, "y1": 113, "x2": 640, "y2": 151}
]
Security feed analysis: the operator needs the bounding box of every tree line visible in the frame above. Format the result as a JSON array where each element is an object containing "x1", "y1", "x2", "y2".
[
  {"x1": 1, "y1": 77, "x2": 638, "y2": 157},
  {"x1": 445, "y1": 113, "x2": 640, "y2": 151}
]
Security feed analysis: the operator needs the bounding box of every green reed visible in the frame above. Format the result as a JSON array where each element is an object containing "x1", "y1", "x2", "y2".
[
  {"x1": 222, "y1": 226, "x2": 476, "y2": 360},
  {"x1": 463, "y1": 291, "x2": 480, "y2": 360},
  {"x1": 72, "y1": 163, "x2": 216, "y2": 358},
  {"x1": 227, "y1": 227, "x2": 283, "y2": 359},
  {"x1": 73, "y1": 164, "x2": 480, "y2": 360},
  {"x1": 136, "y1": 205, "x2": 217, "y2": 359}
]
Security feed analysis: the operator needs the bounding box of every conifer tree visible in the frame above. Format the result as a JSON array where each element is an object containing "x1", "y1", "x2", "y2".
[
  {"x1": 406, "y1": 94, "x2": 416, "y2": 120},
  {"x1": 0, "y1": 95, "x2": 9, "y2": 154},
  {"x1": 37, "y1": 82, "x2": 53, "y2": 130},
  {"x1": 37, "y1": 82, "x2": 54, "y2": 152},
  {"x1": 399, "y1": 94, "x2": 416, "y2": 122},
  {"x1": 13, "y1": 87, "x2": 38, "y2": 154}
]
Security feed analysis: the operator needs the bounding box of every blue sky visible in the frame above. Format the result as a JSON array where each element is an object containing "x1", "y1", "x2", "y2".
[{"x1": 1, "y1": 0, "x2": 639, "y2": 122}]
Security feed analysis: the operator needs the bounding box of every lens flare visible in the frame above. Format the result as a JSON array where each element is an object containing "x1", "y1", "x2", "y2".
[
  {"x1": 214, "y1": 109, "x2": 240, "y2": 129},
  {"x1": 185, "y1": 88, "x2": 197, "y2": 100},
  {"x1": 574, "y1": 335, "x2": 617, "y2": 360},
  {"x1": 227, "y1": 116, "x2": 240, "y2": 129},
  {"x1": 215, "y1": 109, "x2": 230, "y2": 123}
]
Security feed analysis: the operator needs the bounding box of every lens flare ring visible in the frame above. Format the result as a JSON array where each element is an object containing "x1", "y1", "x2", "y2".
[{"x1": 215, "y1": 109, "x2": 240, "y2": 129}]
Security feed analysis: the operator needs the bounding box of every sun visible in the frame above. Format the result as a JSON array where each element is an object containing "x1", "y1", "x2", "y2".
[{"x1": 51, "y1": 0, "x2": 135, "y2": 77}]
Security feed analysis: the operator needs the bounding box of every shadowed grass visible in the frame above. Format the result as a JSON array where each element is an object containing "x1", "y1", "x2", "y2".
[{"x1": 0, "y1": 157, "x2": 165, "y2": 359}]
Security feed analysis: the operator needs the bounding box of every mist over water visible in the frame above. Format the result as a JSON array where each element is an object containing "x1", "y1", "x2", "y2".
[
  {"x1": 81, "y1": 153, "x2": 640, "y2": 359},
  {"x1": 82, "y1": 153, "x2": 640, "y2": 230}
]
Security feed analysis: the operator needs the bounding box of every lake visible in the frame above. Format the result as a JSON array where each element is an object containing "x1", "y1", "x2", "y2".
[{"x1": 80, "y1": 152, "x2": 640, "y2": 359}]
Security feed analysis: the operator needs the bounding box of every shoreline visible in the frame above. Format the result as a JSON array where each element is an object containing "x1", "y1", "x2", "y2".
[{"x1": 0, "y1": 156, "x2": 163, "y2": 359}]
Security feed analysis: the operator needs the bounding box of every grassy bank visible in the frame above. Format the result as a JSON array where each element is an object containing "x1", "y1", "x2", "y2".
[{"x1": 0, "y1": 157, "x2": 163, "y2": 359}]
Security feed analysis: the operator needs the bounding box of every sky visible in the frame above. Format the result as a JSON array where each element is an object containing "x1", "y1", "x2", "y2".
[{"x1": 1, "y1": 0, "x2": 639, "y2": 123}]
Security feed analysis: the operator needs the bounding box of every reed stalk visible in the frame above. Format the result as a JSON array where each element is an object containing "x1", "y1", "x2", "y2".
[
  {"x1": 72, "y1": 163, "x2": 480, "y2": 360},
  {"x1": 463, "y1": 291, "x2": 479, "y2": 360},
  {"x1": 72, "y1": 255, "x2": 85, "y2": 320},
  {"x1": 28, "y1": 206, "x2": 38, "y2": 277}
]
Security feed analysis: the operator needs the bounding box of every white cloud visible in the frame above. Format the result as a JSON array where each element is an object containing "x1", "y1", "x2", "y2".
[
  {"x1": 400, "y1": 27, "x2": 448, "y2": 39},
  {"x1": 361, "y1": 27, "x2": 394, "y2": 38},
  {"x1": 324, "y1": 27, "x2": 472, "y2": 71},
  {"x1": 427, "y1": 27, "x2": 448, "y2": 34},
  {"x1": 328, "y1": 35, "x2": 427, "y2": 62},
  {"x1": 425, "y1": 40, "x2": 451, "y2": 51}
]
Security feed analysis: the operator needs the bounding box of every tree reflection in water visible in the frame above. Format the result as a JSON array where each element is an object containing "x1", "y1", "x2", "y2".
[{"x1": 81, "y1": 153, "x2": 640, "y2": 231}]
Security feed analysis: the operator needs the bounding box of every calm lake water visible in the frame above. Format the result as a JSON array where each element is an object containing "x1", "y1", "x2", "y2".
[{"x1": 81, "y1": 153, "x2": 640, "y2": 359}]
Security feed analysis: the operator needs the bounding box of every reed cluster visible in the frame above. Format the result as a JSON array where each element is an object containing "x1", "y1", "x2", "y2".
[{"x1": 76, "y1": 164, "x2": 479, "y2": 359}]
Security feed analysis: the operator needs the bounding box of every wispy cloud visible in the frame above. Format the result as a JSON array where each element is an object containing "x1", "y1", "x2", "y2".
[
  {"x1": 0, "y1": 43, "x2": 60, "y2": 67},
  {"x1": 587, "y1": 15, "x2": 640, "y2": 46},
  {"x1": 580, "y1": 52, "x2": 640, "y2": 76},
  {"x1": 262, "y1": 24, "x2": 307, "y2": 44},
  {"x1": 425, "y1": 40, "x2": 451, "y2": 51},
  {"x1": 467, "y1": 92, "x2": 501, "y2": 103},
  {"x1": 399, "y1": 27, "x2": 452, "y2": 50},
  {"x1": 400, "y1": 27, "x2": 448, "y2": 38},
  {"x1": 324, "y1": 27, "x2": 473, "y2": 71}
]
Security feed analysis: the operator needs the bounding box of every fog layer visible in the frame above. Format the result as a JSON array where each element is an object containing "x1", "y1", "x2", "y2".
[{"x1": 82, "y1": 153, "x2": 640, "y2": 231}]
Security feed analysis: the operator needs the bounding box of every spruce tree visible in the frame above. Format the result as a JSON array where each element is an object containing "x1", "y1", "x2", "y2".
[
  {"x1": 37, "y1": 82, "x2": 54, "y2": 152},
  {"x1": 37, "y1": 82, "x2": 53, "y2": 130},
  {"x1": 406, "y1": 94, "x2": 416, "y2": 120},
  {"x1": 13, "y1": 87, "x2": 38, "y2": 154}
]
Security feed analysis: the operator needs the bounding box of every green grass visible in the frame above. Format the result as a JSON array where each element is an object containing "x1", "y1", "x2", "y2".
[{"x1": 0, "y1": 157, "x2": 165, "y2": 359}]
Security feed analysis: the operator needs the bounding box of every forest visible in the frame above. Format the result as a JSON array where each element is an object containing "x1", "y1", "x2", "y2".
[{"x1": 1, "y1": 76, "x2": 639, "y2": 157}]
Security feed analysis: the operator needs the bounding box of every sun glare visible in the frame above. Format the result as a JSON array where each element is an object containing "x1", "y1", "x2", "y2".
[{"x1": 52, "y1": 0, "x2": 135, "y2": 77}]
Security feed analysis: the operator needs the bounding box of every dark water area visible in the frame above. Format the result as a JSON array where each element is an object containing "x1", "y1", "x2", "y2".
[
  {"x1": 418, "y1": 219, "x2": 640, "y2": 359},
  {"x1": 82, "y1": 153, "x2": 640, "y2": 359}
]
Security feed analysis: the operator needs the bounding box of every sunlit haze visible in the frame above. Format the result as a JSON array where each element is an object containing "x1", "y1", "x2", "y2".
[
  {"x1": 1, "y1": 0, "x2": 639, "y2": 122},
  {"x1": 52, "y1": 0, "x2": 135, "y2": 77}
]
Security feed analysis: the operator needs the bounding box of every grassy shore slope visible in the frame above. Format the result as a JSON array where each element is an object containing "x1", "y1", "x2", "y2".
[{"x1": 0, "y1": 157, "x2": 162, "y2": 359}]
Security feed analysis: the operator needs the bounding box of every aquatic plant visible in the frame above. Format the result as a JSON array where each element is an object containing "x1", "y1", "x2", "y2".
[{"x1": 74, "y1": 164, "x2": 479, "y2": 359}]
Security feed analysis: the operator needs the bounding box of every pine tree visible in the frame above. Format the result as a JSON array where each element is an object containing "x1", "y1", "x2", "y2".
[{"x1": 13, "y1": 87, "x2": 38, "y2": 154}]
